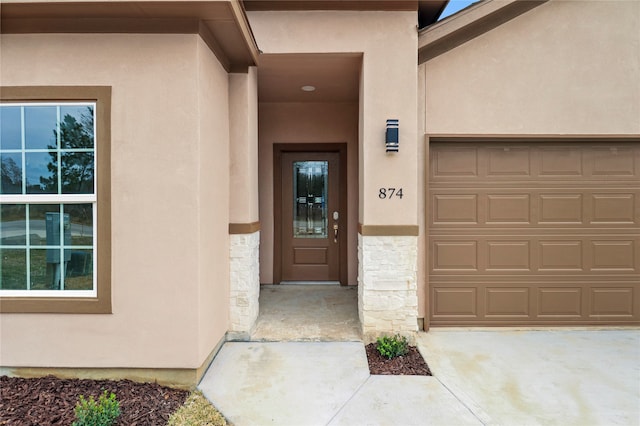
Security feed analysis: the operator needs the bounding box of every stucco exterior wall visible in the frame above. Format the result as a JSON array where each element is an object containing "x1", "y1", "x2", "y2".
[
  {"x1": 258, "y1": 102, "x2": 359, "y2": 284},
  {"x1": 422, "y1": 0, "x2": 640, "y2": 135},
  {"x1": 196, "y1": 37, "x2": 231, "y2": 363},
  {"x1": 0, "y1": 34, "x2": 230, "y2": 370},
  {"x1": 249, "y1": 11, "x2": 419, "y2": 227},
  {"x1": 229, "y1": 67, "x2": 259, "y2": 224},
  {"x1": 417, "y1": 0, "x2": 640, "y2": 318}
]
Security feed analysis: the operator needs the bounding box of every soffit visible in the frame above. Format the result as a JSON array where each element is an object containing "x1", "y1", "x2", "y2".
[
  {"x1": 418, "y1": 0, "x2": 548, "y2": 63},
  {"x1": 243, "y1": 0, "x2": 418, "y2": 11},
  {"x1": 242, "y1": 0, "x2": 448, "y2": 26},
  {"x1": 0, "y1": 1, "x2": 259, "y2": 72},
  {"x1": 258, "y1": 53, "x2": 362, "y2": 103},
  {"x1": 418, "y1": 0, "x2": 448, "y2": 28}
]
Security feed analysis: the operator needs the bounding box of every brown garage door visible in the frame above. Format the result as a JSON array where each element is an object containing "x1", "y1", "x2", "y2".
[{"x1": 428, "y1": 141, "x2": 640, "y2": 326}]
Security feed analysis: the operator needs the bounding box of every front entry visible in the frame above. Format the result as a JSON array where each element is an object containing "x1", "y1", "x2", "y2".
[{"x1": 274, "y1": 145, "x2": 347, "y2": 284}]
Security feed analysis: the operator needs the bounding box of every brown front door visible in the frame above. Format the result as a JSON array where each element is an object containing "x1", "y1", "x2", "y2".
[{"x1": 280, "y1": 152, "x2": 341, "y2": 282}]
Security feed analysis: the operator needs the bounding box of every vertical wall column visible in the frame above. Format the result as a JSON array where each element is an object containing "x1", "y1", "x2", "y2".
[
  {"x1": 356, "y1": 21, "x2": 420, "y2": 340},
  {"x1": 358, "y1": 231, "x2": 419, "y2": 341},
  {"x1": 228, "y1": 67, "x2": 260, "y2": 339}
]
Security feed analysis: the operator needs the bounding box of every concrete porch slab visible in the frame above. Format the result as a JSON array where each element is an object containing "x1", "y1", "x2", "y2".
[{"x1": 251, "y1": 285, "x2": 361, "y2": 342}]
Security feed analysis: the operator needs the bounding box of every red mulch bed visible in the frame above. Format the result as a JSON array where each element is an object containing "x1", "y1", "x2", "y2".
[
  {"x1": 0, "y1": 376, "x2": 188, "y2": 426},
  {"x1": 365, "y1": 343, "x2": 432, "y2": 376}
]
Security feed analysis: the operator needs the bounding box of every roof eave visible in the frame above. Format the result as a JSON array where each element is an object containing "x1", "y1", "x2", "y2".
[
  {"x1": 418, "y1": 0, "x2": 549, "y2": 63},
  {"x1": 0, "y1": 0, "x2": 260, "y2": 73},
  {"x1": 242, "y1": 1, "x2": 419, "y2": 12}
]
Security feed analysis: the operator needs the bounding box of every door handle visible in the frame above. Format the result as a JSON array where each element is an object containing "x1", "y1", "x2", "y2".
[{"x1": 333, "y1": 223, "x2": 338, "y2": 243}]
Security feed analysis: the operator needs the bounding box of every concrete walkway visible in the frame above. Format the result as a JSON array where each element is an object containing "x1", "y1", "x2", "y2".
[{"x1": 198, "y1": 330, "x2": 640, "y2": 426}]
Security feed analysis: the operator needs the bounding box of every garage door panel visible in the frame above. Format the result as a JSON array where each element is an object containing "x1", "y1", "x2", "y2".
[
  {"x1": 485, "y1": 288, "x2": 530, "y2": 317},
  {"x1": 432, "y1": 194, "x2": 478, "y2": 224},
  {"x1": 432, "y1": 241, "x2": 478, "y2": 271},
  {"x1": 590, "y1": 288, "x2": 634, "y2": 317},
  {"x1": 538, "y1": 288, "x2": 583, "y2": 317},
  {"x1": 429, "y1": 141, "x2": 640, "y2": 326},
  {"x1": 432, "y1": 287, "x2": 478, "y2": 317},
  {"x1": 432, "y1": 147, "x2": 478, "y2": 177},
  {"x1": 431, "y1": 281, "x2": 638, "y2": 324},
  {"x1": 591, "y1": 241, "x2": 636, "y2": 271},
  {"x1": 486, "y1": 241, "x2": 531, "y2": 271},
  {"x1": 591, "y1": 146, "x2": 637, "y2": 176},
  {"x1": 486, "y1": 147, "x2": 532, "y2": 177},
  {"x1": 486, "y1": 194, "x2": 531, "y2": 223},
  {"x1": 431, "y1": 189, "x2": 638, "y2": 227},
  {"x1": 539, "y1": 194, "x2": 583, "y2": 224},
  {"x1": 539, "y1": 147, "x2": 584, "y2": 177},
  {"x1": 539, "y1": 241, "x2": 583, "y2": 271},
  {"x1": 431, "y1": 143, "x2": 640, "y2": 181},
  {"x1": 591, "y1": 193, "x2": 636, "y2": 224},
  {"x1": 431, "y1": 235, "x2": 637, "y2": 275}
]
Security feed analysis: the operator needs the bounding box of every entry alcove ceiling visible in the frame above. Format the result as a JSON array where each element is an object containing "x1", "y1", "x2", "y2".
[{"x1": 257, "y1": 53, "x2": 362, "y2": 103}]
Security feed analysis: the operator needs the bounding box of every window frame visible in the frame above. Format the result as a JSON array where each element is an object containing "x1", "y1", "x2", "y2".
[{"x1": 0, "y1": 86, "x2": 111, "y2": 314}]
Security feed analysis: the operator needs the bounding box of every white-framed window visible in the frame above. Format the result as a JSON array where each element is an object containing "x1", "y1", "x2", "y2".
[{"x1": 1, "y1": 102, "x2": 97, "y2": 297}]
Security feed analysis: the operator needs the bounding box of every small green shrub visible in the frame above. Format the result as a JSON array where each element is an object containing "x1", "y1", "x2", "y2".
[
  {"x1": 376, "y1": 334, "x2": 409, "y2": 359},
  {"x1": 72, "y1": 390, "x2": 121, "y2": 426}
]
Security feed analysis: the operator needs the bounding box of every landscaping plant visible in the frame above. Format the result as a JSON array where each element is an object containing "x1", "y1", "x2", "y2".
[
  {"x1": 72, "y1": 390, "x2": 121, "y2": 426},
  {"x1": 376, "y1": 334, "x2": 409, "y2": 359}
]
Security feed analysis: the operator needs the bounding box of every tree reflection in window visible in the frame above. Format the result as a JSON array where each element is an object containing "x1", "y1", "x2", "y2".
[{"x1": 40, "y1": 107, "x2": 95, "y2": 194}]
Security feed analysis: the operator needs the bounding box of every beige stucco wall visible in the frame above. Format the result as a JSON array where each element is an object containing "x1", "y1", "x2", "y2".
[
  {"x1": 422, "y1": 0, "x2": 640, "y2": 135},
  {"x1": 0, "y1": 34, "x2": 230, "y2": 369},
  {"x1": 195, "y1": 37, "x2": 232, "y2": 363},
  {"x1": 229, "y1": 67, "x2": 259, "y2": 224},
  {"x1": 417, "y1": 0, "x2": 640, "y2": 317},
  {"x1": 258, "y1": 102, "x2": 359, "y2": 284},
  {"x1": 249, "y1": 10, "x2": 419, "y2": 227}
]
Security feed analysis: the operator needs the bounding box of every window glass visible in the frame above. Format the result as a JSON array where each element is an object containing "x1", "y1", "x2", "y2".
[
  {"x1": 29, "y1": 204, "x2": 60, "y2": 245},
  {"x1": 24, "y1": 106, "x2": 57, "y2": 150},
  {"x1": 293, "y1": 161, "x2": 328, "y2": 238},
  {"x1": 0, "y1": 106, "x2": 22, "y2": 150},
  {"x1": 65, "y1": 249, "x2": 93, "y2": 290},
  {"x1": 67, "y1": 204, "x2": 93, "y2": 246},
  {"x1": 1, "y1": 153, "x2": 23, "y2": 194},
  {"x1": 60, "y1": 106, "x2": 94, "y2": 149},
  {"x1": 29, "y1": 248, "x2": 54, "y2": 290},
  {"x1": 25, "y1": 151, "x2": 57, "y2": 194},
  {"x1": 0, "y1": 103, "x2": 96, "y2": 296},
  {"x1": 0, "y1": 248, "x2": 27, "y2": 290},
  {"x1": 62, "y1": 152, "x2": 94, "y2": 194},
  {"x1": 1, "y1": 204, "x2": 26, "y2": 245}
]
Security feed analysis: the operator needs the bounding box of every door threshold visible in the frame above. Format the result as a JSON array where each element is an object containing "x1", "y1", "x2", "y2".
[{"x1": 279, "y1": 281, "x2": 340, "y2": 285}]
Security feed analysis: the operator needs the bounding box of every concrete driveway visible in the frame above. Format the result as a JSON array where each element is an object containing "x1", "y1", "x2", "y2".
[
  {"x1": 199, "y1": 329, "x2": 640, "y2": 425},
  {"x1": 417, "y1": 329, "x2": 640, "y2": 426}
]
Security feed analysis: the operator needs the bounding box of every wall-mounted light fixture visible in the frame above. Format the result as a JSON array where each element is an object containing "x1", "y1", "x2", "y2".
[{"x1": 385, "y1": 119, "x2": 399, "y2": 153}]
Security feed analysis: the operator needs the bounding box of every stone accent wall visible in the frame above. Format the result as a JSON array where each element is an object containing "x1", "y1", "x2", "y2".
[
  {"x1": 358, "y1": 234, "x2": 418, "y2": 341},
  {"x1": 228, "y1": 231, "x2": 260, "y2": 340}
]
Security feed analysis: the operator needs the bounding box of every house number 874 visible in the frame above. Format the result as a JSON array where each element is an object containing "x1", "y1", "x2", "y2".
[{"x1": 378, "y1": 188, "x2": 403, "y2": 199}]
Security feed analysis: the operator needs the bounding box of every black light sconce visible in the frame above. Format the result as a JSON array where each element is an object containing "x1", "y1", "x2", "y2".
[{"x1": 385, "y1": 119, "x2": 399, "y2": 153}]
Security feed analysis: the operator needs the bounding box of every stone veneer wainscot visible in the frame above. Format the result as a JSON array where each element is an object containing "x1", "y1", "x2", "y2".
[
  {"x1": 228, "y1": 231, "x2": 260, "y2": 339},
  {"x1": 358, "y1": 234, "x2": 419, "y2": 341}
]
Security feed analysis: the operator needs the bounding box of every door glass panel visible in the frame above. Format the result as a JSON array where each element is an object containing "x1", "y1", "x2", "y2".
[{"x1": 293, "y1": 161, "x2": 328, "y2": 238}]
